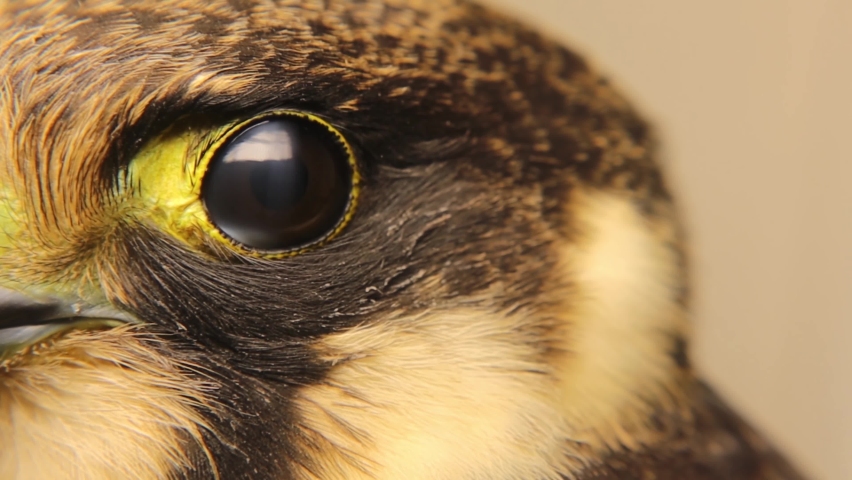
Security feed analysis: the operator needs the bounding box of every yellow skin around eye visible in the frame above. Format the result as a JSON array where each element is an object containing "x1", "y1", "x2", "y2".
[
  {"x1": 126, "y1": 123, "x2": 223, "y2": 253},
  {"x1": 0, "y1": 183, "x2": 22, "y2": 252},
  {"x1": 126, "y1": 111, "x2": 361, "y2": 259}
]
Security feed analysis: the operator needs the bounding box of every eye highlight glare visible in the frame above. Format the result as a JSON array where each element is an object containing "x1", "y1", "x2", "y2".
[{"x1": 201, "y1": 112, "x2": 359, "y2": 254}]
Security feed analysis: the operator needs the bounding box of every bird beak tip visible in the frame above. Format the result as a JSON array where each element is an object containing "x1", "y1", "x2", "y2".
[{"x1": 0, "y1": 286, "x2": 135, "y2": 359}]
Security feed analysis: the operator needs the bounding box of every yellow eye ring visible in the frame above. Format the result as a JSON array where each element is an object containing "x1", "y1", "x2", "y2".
[{"x1": 197, "y1": 110, "x2": 361, "y2": 259}]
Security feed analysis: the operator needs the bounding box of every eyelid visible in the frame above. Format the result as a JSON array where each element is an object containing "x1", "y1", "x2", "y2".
[{"x1": 187, "y1": 124, "x2": 233, "y2": 189}]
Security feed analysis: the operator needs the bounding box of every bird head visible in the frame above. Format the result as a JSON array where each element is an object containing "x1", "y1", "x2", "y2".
[{"x1": 0, "y1": 1, "x2": 690, "y2": 478}]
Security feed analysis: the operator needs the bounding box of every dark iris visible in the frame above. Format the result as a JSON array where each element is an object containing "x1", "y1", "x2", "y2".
[{"x1": 201, "y1": 116, "x2": 354, "y2": 251}]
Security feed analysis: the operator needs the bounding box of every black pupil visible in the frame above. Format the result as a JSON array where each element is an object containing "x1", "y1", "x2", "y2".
[{"x1": 202, "y1": 117, "x2": 352, "y2": 251}]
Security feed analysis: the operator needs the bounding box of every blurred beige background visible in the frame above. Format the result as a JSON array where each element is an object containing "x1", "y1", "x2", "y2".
[{"x1": 480, "y1": 1, "x2": 851, "y2": 479}]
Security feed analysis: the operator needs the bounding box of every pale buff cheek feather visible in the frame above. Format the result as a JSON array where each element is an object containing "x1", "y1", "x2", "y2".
[
  {"x1": 293, "y1": 190, "x2": 687, "y2": 480},
  {"x1": 554, "y1": 190, "x2": 688, "y2": 451},
  {"x1": 0, "y1": 326, "x2": 216, "y2": 480},
  {"x1": 294, "y1": 308, "x2": 572, "y2": 480}
]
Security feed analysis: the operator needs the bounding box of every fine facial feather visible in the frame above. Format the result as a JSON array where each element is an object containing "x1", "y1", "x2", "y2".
[
  {"x1": 0, "y1": 326, "x2": 215, "y2": 480},
  {"x1": 0, "y1": 1, "x2": 803, "y2": 479}
]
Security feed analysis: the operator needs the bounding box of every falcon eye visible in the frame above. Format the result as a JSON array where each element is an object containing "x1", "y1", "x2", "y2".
[{"x1": 201, "y1": 113, "x2": 358, "y2": 253}]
